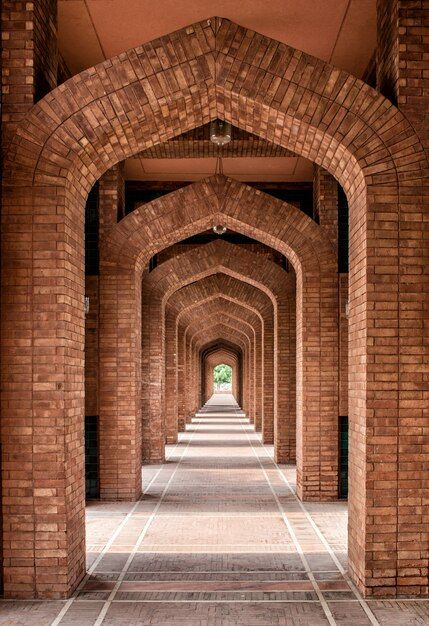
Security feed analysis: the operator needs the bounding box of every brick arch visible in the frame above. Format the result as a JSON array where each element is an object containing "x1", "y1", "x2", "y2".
[
  {"x1": 141, "y1": 244, "x2": 279, "y2": 447},
  {"x1": 189, "y1": 322, "x2": 251, "y2": 404},
  {"x1": 189, "y1": 320, "x2": 253, "y2": 417},
  {"x1": 179, "y1": 295, "x2": 261, "y2": 434},
  {"x1": 184, "y1": 307, "x2": 256, "y2": 421},
  {"x1": 204, "y1": 349, "x2": 239, "y2": 402},
  {"x1": 143, "y1": 287, "x2": 260, "y2": 461},
  {"x1": 199, "y1": 339, "x2": 243, "y2": 413},
  {"x1": 142, "y1": 243, "x2": 276, "y2": 438},
  {"x1": 105, "y1": 177, "x2": 335, "y2": 502},
  {"x1": 164, "y1": 241, "x2": 296, "y2": 459},
  {"x1": 142, "y1": 239, "x2": 296, "y2": 464},
  {"x1": 169, "y1": 277, "x2": 271, "y2": 437},
  {"x1": 2, "y1": 16, "x2": 428, "y2": 599}
]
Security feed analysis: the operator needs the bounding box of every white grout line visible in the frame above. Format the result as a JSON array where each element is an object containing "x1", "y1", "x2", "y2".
[
  {"x1": 259, "y1": 441, "x2": 380, "y2": 626},
  {"x1": 67, "y1": 569, "x2": 335, "y2": 574},
  {"x1": 236, "y1": 406, "x2": 338, "y2": 626},
  {"x1": 50, "y1": 440, "x2": 183, "y2": 626},
  {"x1": 83, "y1": 599, "x2": 346, "y2": 604},
  {"x1": 90, "y1": 427, "x2": 197, "y2": 626}
]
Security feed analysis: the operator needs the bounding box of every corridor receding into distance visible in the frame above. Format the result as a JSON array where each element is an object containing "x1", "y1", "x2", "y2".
[{"x1": 2, "y1": 1, "x2": 429, "y2": 624}]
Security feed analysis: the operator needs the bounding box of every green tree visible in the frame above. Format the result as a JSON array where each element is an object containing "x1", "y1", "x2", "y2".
[{"x1": 213, "y1": 363, "x2": 232, "y2": 385}]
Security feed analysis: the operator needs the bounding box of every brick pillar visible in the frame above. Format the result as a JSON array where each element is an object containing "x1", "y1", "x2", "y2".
[
  {"x1": 338, "y1": 275, "x2": 348, "y2": 418},
  {"x1": 262, "y1": 316, "x2": 275, "y2": 444},
  {"x1": 165, "y1": 310, "x2": 178, "y2": 443},
  {"x1": 1, "y1": 0, "x2": 86, "y2": 599},
  {"x1": 348, "y1": 0, "x2": 429, "y2": 596},
  {"x1": 1, "y1": 0, "x2": 59, "y2": 148},
  {"x1": 253, "y1": 324, "x2": 264, "y2": 432},
  {"x1": 275, "y1": 293, "x2": 296, "y2": 464},
  {"x1": 99, "y1": 165, "x2": 141, "y2": 500},
  {"x1": 141, "y1": 290, "x2": 166, "y2": 463},
  {"x1": 312, "y1": 166, "x2": 344, "y2": 491},
  {"x1": 247, "y1": 342, "x2": 254, "y2": 417},
  {"x1": 313, "y1": 165, "x2": 339, "y2": 249},
  {"x1": 251, "y1": 339, "x2": 257, "y2": 420},
  {"x1": 177, "y1": 324, "x2": 187, "y2": 430},
  {"x1": 85, "y1": 277, "x2": 99, "y2": 417},
  {"x1": 377, "y1": 0, "x2": 429, "y2": 149},
  {"x1": 99, "y1": 164, "x2": 125, "y2": 229},
  {"x1": 184, "y1": 334, "x2": 193, "y2": 423},
  {"x1": 192, "y1": 344, "x2": 200, "y2": 414}
]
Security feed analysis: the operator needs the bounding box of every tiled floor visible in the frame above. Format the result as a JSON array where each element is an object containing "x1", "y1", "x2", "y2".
[{"x1": 1, "y1": 394, "x2": 428, "y2": 625}]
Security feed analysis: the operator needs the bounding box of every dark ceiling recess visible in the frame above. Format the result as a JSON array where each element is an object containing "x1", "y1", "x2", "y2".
[
  {"x1": 148, "y1": 228, "x2": 290, "y2": 274},
  {"x1": 125, "y1": 180, "x2": 313, "y2": 218},
  {"x1": 85, "y1": 182, "x2": 99, "y2": 276},
  {"x1": 137, "y1": 121, "x2": 295, "y2": 159}
]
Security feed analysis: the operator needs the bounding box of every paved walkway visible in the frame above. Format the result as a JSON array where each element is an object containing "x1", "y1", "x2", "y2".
[{"x1": 1, "y1": 394, "x2": 428, "y2": 624}]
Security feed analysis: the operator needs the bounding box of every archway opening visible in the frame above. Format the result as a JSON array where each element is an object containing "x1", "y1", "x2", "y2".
[{"x1": 213, "y1": 363, "x2": 232, "y2": 394}]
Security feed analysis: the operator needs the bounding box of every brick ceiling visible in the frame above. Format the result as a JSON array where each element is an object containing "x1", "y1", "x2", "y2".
[{"x1": 58, "y1": 0, "x2": 376, "y2": 183}]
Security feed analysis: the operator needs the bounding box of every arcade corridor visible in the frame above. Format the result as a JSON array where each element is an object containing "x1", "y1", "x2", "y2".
[
  {"x1": 1, "y1": 395, "x2": 427, "y2": 625},
  {"x1": 3, "y1": 0, "x2": 429, "y2": 607}
]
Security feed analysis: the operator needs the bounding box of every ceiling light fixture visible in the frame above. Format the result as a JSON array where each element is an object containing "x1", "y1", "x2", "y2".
[
  {"x1": 213, "y1": 225, "x2": 227, "y2": 236},
  {"x1": 210, "y1": 119, "x2": 232, "y2": 147}
]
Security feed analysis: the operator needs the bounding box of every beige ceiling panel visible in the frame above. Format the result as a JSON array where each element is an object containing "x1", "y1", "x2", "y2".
[
  {"x1": 330, "y1": 0, "x2": 376, "y2": 77},
  {"x1": 85, "y1": 0, "x2": 348, "y2": 63},
  {"x1": 290, "y1": 158, "x2": 314, "y2": 181},
  {"x1": 124, "y1": 156, "x2": 313, "y2": 182},
  {"x1": 123, "y1": 158, "x2": 146, "y2": 180},
  {"x1": 58, "y1": 0, "x2": 105, "y2": 74}
]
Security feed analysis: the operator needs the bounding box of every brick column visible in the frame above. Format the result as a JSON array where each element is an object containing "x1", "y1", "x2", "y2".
[
  {"x1": 377, "y1": 0, "x2": 429, "y2": 150},
  {"x1": 1, "y1": 0, "x2": 59, "y2": 148},
  {"x1": 275, "y1": 294, "x2": 296, "y2": 463},
  {"x1": 253, "y1": 325, "x2": 264, "y2": 432},
  {"x1": 262, "y1": 316, "x2": 275, "y2": 444},
  {"x1": 184, "y1": 334, "x2": 193, "y2": 423},
  {"x1": 141, "y1": 291, "x2": 166, "y2": 463},
  {"x1": 348, "y1": 0, "x2": 429, "y2": 596},
  {"x1": 165, "y1": 310, "x2": 178, "y2": 443},
  {"x1": 99, "y1": 165, "x2": 141, "y2": 500},
  {"x1": 312, "y1": 166, "x2": 345, "y2": 489},
  {"x1": 338, "y1": 275, "x2": 348, "y2": 418},
  {"x1": 313, "y1": 166, "x2": 339, "y2": 250},
  {"x1": 177, "y1": 324, "x2": 187, "y2": 431},
  {"x1": 1, "y1": 0, "x2": 87, "y2": 599}
]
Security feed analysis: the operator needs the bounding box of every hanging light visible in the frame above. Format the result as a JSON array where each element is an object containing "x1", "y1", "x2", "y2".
[
  {"x1": 213, "y1": 225, "x2": 227, "y2": 235},
  {"x1": 210, "y1": 119, "x2": 232, "y2": 147}
]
